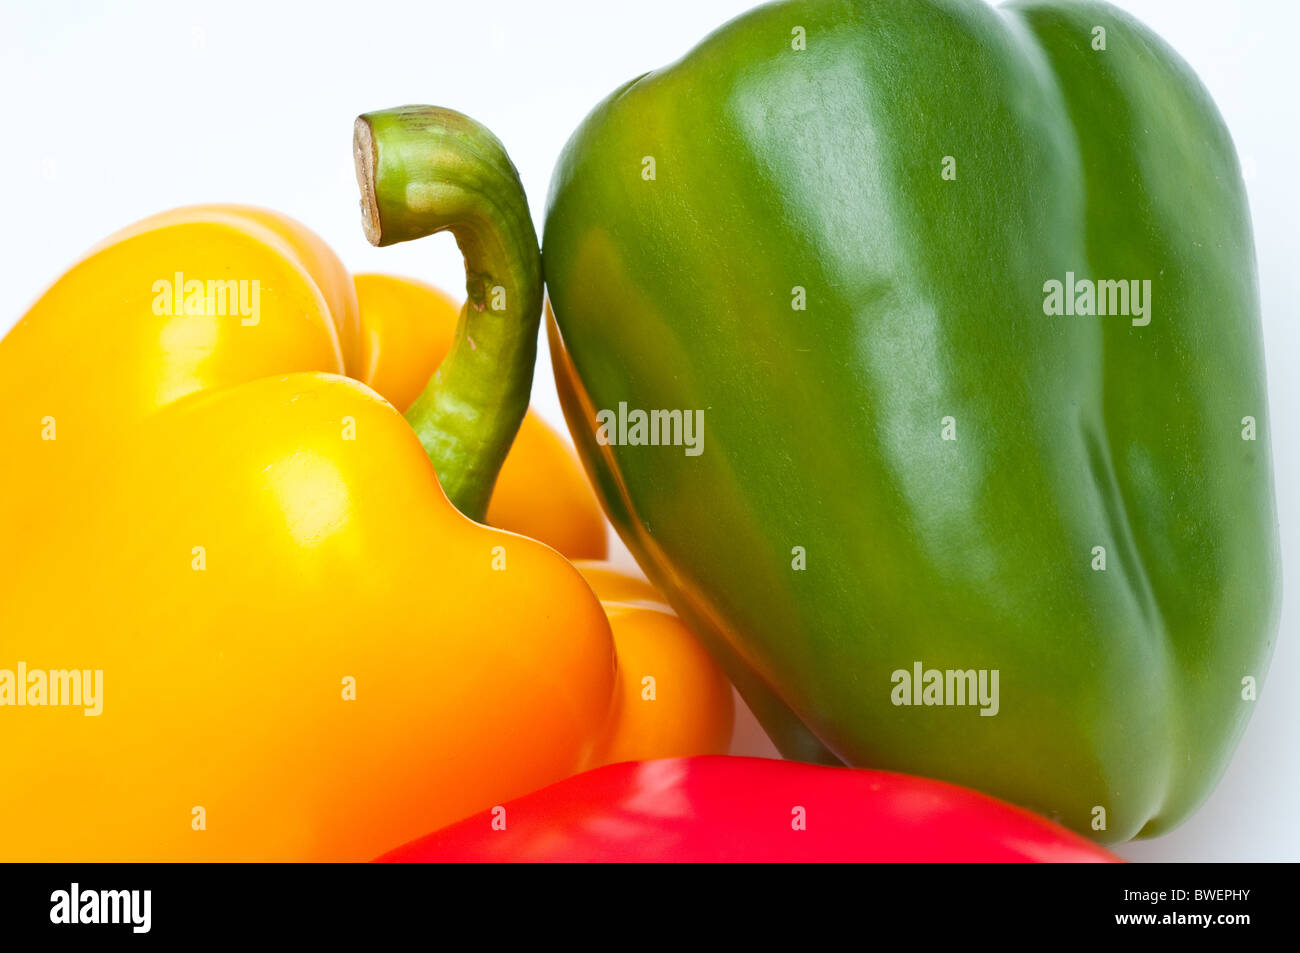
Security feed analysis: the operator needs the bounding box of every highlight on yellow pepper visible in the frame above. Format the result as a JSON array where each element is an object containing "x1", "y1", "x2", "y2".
[
  {"x1": 0, "y1": 108, "x2": 624, "y2": 861},
  {"x1": 352, "y1": 272, "x2": 607, "y2": 560}
]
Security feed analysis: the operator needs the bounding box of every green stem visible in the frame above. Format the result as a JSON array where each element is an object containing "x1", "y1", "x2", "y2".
[{"x1": 353, "y1": 105, "x2": 541, "y2": 522}]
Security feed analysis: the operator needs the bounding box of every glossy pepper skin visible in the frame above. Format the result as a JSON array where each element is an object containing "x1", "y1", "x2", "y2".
[
  {"x1": 352, "y1": 273, "x2": 608, "y2": 560},
  {"x1": 378, "y1": 756, "x2": 1118, "y2": 862},
  {"x1": 0, "y1": 110, "x2": 624, "y2": 859},
  {"x1": 543, "y1": 0, "x2": 1279, "y2": 842}
]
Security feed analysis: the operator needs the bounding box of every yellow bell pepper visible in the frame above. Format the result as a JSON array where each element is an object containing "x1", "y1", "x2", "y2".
[
  {"x1": 351, "y1": 272, "x2": 607, "y2": 559},
  {"x1": 347, "y1": 274, "x2": 732, "y2": 766},
  {"x1": 577, "y1": 562, "x2": 734, "y2": 766},
  {"x1": 0, "y1": 110, "x2": 620, "y2": 860},
  {"x1": 1, "y1": 106, "x2": 735, "y2": 861}
]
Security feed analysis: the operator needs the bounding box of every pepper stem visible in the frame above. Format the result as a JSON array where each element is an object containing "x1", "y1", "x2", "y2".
[{"x1": 354, "y1": 105, "x2": 541, "y2": 522}]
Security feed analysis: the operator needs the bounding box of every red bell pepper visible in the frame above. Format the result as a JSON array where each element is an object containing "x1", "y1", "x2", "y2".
[{"x1": 378, "y1": 756, "x2": 1118, "y2": 862}]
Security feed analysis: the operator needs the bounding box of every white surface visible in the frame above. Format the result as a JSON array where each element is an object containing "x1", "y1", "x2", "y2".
[{"x1": 1, "y1": 0, "x2": 1295, "y2": 860}]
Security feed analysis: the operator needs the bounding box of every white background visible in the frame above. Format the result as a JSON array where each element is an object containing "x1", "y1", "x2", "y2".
[{"x1": 1, "y1": 0, "x2": 1295, "y2": 861}]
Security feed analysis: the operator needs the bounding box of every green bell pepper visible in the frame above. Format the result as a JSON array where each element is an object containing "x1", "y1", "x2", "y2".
[{"x1": 543, "y1": 0, "x2": 1279, "y2": 842}]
